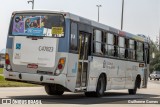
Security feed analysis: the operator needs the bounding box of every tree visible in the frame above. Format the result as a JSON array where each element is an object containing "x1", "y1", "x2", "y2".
[
  {"x1": 153, "y1": 63, "x2": 160, "y2": 71},
  {"x1": 149, "y1": 40, "x2": 160, "y2": 73}
]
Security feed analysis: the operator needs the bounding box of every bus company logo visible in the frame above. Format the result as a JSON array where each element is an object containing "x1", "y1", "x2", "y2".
[
  {"x1": 16, "y1": 43, "x2": 21, "y2": 50},
  {"x1": 103, "y1": 61, "x2": 115, "y2": 69}
]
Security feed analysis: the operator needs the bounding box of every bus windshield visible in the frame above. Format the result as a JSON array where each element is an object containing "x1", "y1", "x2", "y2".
[{"x1": 11, "y1": 13, "x2": 65, "y2": 37}]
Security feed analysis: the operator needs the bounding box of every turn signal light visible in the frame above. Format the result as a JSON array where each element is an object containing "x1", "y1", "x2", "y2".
[
  {"x1": 59, "y1": 58, "x2": 65, "y2": 64},
  {"x1": 57, "y1": 58, "x2": 66, "y2": 70},
  {"x1": 54, "y1": 58, "x2": 66, "y2": 76},
  {"x1": 5, "y1": 53, "x2": 12, "y2": 71}
]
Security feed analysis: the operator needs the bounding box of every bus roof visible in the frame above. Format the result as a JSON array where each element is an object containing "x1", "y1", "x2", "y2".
[{"x1": 13, "y1": 10, "x2": 149, "y2": 43}]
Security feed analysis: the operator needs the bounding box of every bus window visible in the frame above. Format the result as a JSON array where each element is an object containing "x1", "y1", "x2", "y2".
[
  {"x1": 103, "y1": 33, "x2": 108, "y2": 55},
  {"x1": 128, "y1": 39, "x2": 136, "y2": 60},
  {"x1": 118, "y1": 37, "x2": 125, "y2": 58},
  {"x1": 125, "y1": 39, "x2": 129, "y2": 58},
  {"x1": 93, "y1": 30, "x2": 103, "y2": 55},
  {"x1": 136, "y1": 42, "x2": 144, "y2": 61},
  {"x1": 70, "y1": 22, "x2": 78, "y2": 51},
  {"x1": 144, "y1": 43, "x2": 150, "y2": 64},
  {"x1": 10, "y1": 14, "x2": 65, "y2": 37},
  {"x1": 107, "y1": 33, "x2": 115, "y2": 56}
]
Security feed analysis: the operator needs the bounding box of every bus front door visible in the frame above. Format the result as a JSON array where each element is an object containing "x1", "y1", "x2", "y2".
[{"x1": 76, "y1": 32, "x2": 90, "y2": 90}]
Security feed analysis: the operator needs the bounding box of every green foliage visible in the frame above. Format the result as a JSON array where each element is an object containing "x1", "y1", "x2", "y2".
[
  {"x1": 153, "y1": 63, "x2": 160, "y2": 71},
  {"x1": 0, "y1": 68, "x2": 3, "y2": 74},
  {"x1": 149, "y1": 40, "x2": 160, "y2": 73}
]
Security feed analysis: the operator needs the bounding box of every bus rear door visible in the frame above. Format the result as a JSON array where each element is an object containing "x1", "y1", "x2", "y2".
[{"x1": 76, "y1": 32, "x2": 91, "y2": 90}]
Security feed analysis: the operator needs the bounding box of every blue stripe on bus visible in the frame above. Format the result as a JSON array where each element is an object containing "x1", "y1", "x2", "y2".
[
  {"x1": 6, "y1": 37, "x2": 13, "y2": 49},
  {"x1": 58, "y1": 19, "x2": 70, "y2": 52}
]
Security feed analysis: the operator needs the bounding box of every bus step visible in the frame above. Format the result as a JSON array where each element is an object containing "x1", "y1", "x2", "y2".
[
  {"x1": 76, "y1": 83, "x2": 86, "y2": 87},
  {"x1": 75, "y1": 87, "x2": 87, "y2": 92}
]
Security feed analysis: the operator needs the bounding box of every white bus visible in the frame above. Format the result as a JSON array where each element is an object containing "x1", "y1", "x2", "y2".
[{"x1": 4, "y1": 10, "x2": 150, "y2": 97}]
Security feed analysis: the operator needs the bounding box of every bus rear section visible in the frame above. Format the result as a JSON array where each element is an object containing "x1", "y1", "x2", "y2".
[{"x1": 4, "y1": 12, "x2": 69, "y2": 94}]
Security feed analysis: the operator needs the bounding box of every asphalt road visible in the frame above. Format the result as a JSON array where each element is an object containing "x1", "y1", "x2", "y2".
[{"x1": 0, "y1": 80, "x2": 159, "y2": 107}]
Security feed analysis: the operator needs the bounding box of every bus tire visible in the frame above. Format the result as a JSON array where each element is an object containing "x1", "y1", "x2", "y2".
[
  {"x1": 128, "y1": 79, "x2": 138, "y2": 95},
  {"x1": 44, "y1": 85, "x2": 64, "y2": 96},
  {"x1": 84, "y1": 92, "x2": 94, "y2": 97},
  {"x1": 149, "y1": 77, "x2": 152, "y2": 80},
  {"x1": 94, "y1": 74, "x2": 106, "y2": 97},
  {"x1": 54, "y1": 91, "x2": 64, "y2": 95}
]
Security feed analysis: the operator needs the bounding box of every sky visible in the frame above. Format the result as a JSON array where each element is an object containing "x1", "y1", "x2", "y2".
[{"x1": 0, "y1": 0, "x2": 160, "y2": 51}]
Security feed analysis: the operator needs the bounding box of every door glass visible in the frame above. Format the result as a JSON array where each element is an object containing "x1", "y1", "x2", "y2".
[
  {"x1": 76, "y1": 32, "x2": 90, "y2": 88},
  {"x1": 84, "y1": 36, "x2": 89, "y2": 60},
  {"x1": 79, "y1": 34, "x2": 84, "y2": 60},
  {"x1": 79, "y1": 34, "x2": 89, "y2": 60}
]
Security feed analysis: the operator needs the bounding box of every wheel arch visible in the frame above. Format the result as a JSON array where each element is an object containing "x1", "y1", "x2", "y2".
[{"x1": 97, "y1": 73, "x2": 107, "y2": 90}]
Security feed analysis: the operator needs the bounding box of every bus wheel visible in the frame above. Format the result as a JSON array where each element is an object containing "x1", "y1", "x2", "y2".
[
  {"x1": 149, "y1": 77, "x2": 152, "y2": 80},
  {"x1": 94, "y1": 74, "x2": 106, "y2": 97},
  {"x1": 128, "y1": 79, "x2": 138, "y2": 95},
  {"x1": 84, "y1": 92, "x2": 94, "y2": 97},
  {"x1": 44, "y1": 85, "x2": 64, "y2": 95}
]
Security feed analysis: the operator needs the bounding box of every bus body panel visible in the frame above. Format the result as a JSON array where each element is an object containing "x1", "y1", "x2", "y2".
[
  {"x1": 4, "y1": 52, "x2": 70, "y2": 90},
  {"x1": 89, "y1": 56, "x2": 145, "y2": 91},
  {"x1": 9, "y1": 36, "x2": 59, "y2": 74},
  {"x1": 13, "y1": 36, "x2": 58, "y2": 67},
  {"x1": 65, "y1": 53, "x2": 79, "y2": 92},
  {"x1": 125, "y1": 61, "x2": 137, "y2": 89}
]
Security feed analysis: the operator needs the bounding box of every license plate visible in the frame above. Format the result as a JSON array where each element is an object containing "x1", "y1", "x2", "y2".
[{"x1": 27, "y1": 64, "x2": 38, "y2": 69}]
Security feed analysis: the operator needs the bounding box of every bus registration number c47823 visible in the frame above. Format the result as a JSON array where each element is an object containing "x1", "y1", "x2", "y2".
[{"x1": 39, "y1": 46, "x2": 54, "y2": 52}]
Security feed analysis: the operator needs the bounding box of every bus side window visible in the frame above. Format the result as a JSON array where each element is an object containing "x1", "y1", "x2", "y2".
[
  {"x1": 107, "y1": 33, "x2": 115, "y2": 56},
  {"x1": 128, "y1": 39, "x2": 136, "y2": 60},
  {"x1": 114, "y1": 35, "x2": 119, "y2": 57},
  {"x1": 118, "y1": 36, "x2": 125, "y2": 58},
  {"x1": 93, "y1": 30, "x2": 103, "y2": 55},
  {"x1": 103, "y1": 33, "x2": 108, "y2": 55},
  {"x1": 136, "y1": 42, "x2": 144, "y2": 61},
  {"x1": 144, "y1": 43, "x2": 149, "y2": 64},
  {"x1": 145, "y1": 43, "x2": 150, "y2": 64},
  {"x1": 125, "y1": 38, "x2": 129, "y2": 58},
  {"x1": 70, "y1": 22, "x2": 78, "y2": 52}
]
